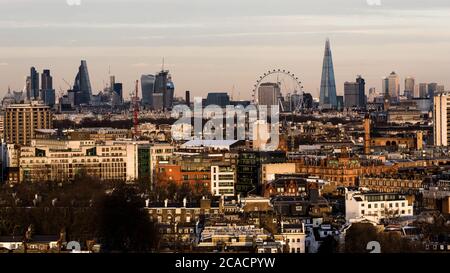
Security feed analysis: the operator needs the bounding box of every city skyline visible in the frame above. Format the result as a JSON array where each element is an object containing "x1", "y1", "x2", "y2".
[{"x1": 1, "y1": 0, "x2": 450, "y2": 99}]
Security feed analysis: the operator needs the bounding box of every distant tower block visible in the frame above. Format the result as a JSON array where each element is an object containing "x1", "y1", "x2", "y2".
[
  {"x1": 185, "y1": 90, "x2": 191, "y2": 106},
  {"x1": 364, "y1": 114, "x2": 371, "y2": 155},
  {"x1": 416, "y1": 131, "x2": 423, "y2": 150}
]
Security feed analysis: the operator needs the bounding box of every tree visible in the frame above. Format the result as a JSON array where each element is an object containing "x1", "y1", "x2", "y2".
[
  {"x1": 318, "y1": 235, "x2": 338, "y2": 253},
  {"x1": 95, "y1": 185, "x2": 158, "y2": 252},
  {"x1": 345, "y1": 223, "x2": 419, "y2": 253},
  {"x1": 344, "y1": 223, "x2": 379, "y2": 253}
]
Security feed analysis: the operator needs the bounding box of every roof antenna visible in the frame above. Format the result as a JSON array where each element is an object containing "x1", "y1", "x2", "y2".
[{"x1": 162, "y1": 57, "x2": 165, "y2": 71}]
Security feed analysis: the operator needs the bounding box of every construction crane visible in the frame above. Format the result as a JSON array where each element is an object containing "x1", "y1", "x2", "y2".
[
  {"x1": 62, "y1": 78, "x2": 72, "y2": 89},
  {"x1": 133, "y1": 80, "x2": 140, "y2": 139}
]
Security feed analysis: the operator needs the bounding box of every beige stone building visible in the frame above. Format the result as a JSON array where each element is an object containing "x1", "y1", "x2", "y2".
[{"x1": 4, "y1": 102, "x2": 52, "y2": 146}]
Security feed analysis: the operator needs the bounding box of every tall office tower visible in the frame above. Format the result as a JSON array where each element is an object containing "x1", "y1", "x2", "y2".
[
  {"x1": 258, "y1": 82, "x2": 281, "y2": 106},
  {"x1": 153, "y1": 70, "x2": 175, "y2": 110},
  {"x1": 382, "y1": 77, "x2": 389, "y2": 97},
  {"x1": 344, "y1": 82, "x2": 358, "y2": 108},
  {"x1": 40, "y1": 69, "x2": 55, "y2": 106},
  {"x1": 25, "y1": 76, "x2": 32, "y2": 101},
  {"x1": 434, "y1": 92, "x2": 450, "y2": 146},
  {"x1": 4, "y1": 101, "x2": 52, "y2": 146},
  {"x1": 113, "y1": 83, "x2": 123, "y2": 103},
  {"x1": 109, "y1": 75, "x2": 115, "y2": 90},
  {"x1": 419, "y1": 83, "x2": 428, "y2": 98},
  {"x1": 344, "y1": 76, "x2": 365, "y2": 108},
  {"x1": 368, "y1": 88, "x2": 377, "y2": 103},
  {"x1": 414, "y1": 84, "x2": 420, "y2": 98},
  {"x1": 30, "y1": 67, "x2": 40, "y2": 100},
  {"x1": 428, "y1": 83, "x2": 438, "y2": 98},
  {"x1": 303, "y1": 93, "x2": 313, "y2": 109},
  {"x1": 73, "y1": 60, "x2": 92, "y2": 105},
  {"x1": 164, "y1": 74, "x2": 175, "y2": 110},
  {"x1": 404, "y1": 76, "x2": 415, "y2": 98},
  {"x1": 185, "y1": 90, "x2": 191, "y2": 106},
  {"x1": 41, "y1": 69, "x2": 53, "y2": 90},
  {"x1": 437, "y1": 85, "x2": 445, "y2": 93},
  {"x1": 319, "y1": 39, "x2": 337, "y2": 109},
  {"x1": 141, "y1": 74, "x2": 156, "y2": 106},
  {"x1": 356, "y1": 75, "x2": 366, "y2": 108},
  {"x1": 387, "y1": 71, "x2": 400, "y2": 101}
]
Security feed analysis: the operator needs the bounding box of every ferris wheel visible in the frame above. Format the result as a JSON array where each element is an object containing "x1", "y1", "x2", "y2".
[{"x1": 252, "y1": 69, "x2": 304, "y2": 112}]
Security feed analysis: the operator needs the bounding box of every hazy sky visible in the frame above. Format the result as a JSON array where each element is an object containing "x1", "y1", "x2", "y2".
[{"x1": 0, "y1": 0, "x2": 450, "y2": 100}]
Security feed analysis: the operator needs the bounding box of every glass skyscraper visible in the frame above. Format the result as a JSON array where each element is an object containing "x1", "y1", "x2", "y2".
[
  {"x1": 141, "y1": 74, "x2": 156, "y2": 107},
  {"x1": 41, "y1": 69, "x2": 55, "y2": 107},
  {"x1": 30, "y1": 67, "x2": 40, "y2": 100},
  {"x1": 73, "y1": 60, "x2": 92, "y2": 105},
  {"x1": 319, "y1": 39, "x2": 337, "y2": 109}
]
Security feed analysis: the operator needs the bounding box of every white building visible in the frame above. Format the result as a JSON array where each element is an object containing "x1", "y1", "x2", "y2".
[
  {"x1": 280, "y1": 223, "x2": 306, "y2": 253},
  {"x1": 18, "y1": 139, "x2": 151, "y2": 182},
  {"x1": 211, "y1": 165, "x2": 235, "y2": 197},
  {"x1": 434, "y1": 92, "x2": 450, "y2": 146},
  {"x1": 345, "y1": 190, "x2": 413, "y2": 224}
]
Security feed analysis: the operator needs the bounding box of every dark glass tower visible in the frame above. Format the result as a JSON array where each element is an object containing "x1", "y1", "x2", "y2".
[
  {"x1": 141, "y1": 74, "x2": 156, "y2": 107},
  {"x1": 73, "y1": 60, "x2": 92, "y2": 105},
  {"x1": 356, "y1": 75, "x2": 366, "y2": 109},
  {"x1": 41, "y1": 69, "x2": 55, "y2": 106},
  {"x1": 319, "y1": 39, "x2": 337, "y2": 109},
  {"x1": 113, "y1": 83, "x2": 123, "y2": 103},
  {"x1": 41, "y1": 69, "x2": 53, "y2": 90},
  {"x1": 30, "y1": 67, "x2": 40, "y2": 100}
]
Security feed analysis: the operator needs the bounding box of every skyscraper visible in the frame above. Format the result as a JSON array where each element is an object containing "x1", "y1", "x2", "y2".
[
  {"x1": 185, "y1": 90, "x2": 191, "y2": 106},
  {"x1": 113, "y1": 83, "x2": 123, "y2": 103},
  {"x1": 25, "y1": 76, "x2": 32, "y2": 101},
  {"x1": 382, "y1": 77, "x2": 389, "y2": 97},
  {"x1": 419, "y1": 83, "x2": 428, "y2": 98},
  {"x1": 258, "y1": 82, "x2": 281, "y2": 106},
  {"x1": 405, "y1": 77, "x2": 415, "y2": 98},
  {"x1": 428, "y1": 83, "x2": 438, "y2": 98},
  {"x1": 73, "y1": 60, "x2": 92, "y2": 105},
  {"x1": 319, "y1": 39, "x2": 337, "y2": 109},
  {"x1": 344, "y1": 75, "x2": 365, "y2": 109},
  {"x1": 387, "y1": 72, "x2": 400, "y2": 101},
  {"x1": 41, "y1": 69, "x2": 55, "y2": 107},
  {"x1": 30, "y1": 67, "x2": 40, "y2": 100},
  {"x1": 41, "y1": 69, "x2": 53, "y2": 90},
  {"x1": 344, "y1": 82, "x2": 358, "y2": 108},
  {"x1": 141, "y1": 74, "x2": 156, "y2": 107},
  {"x1": 154, "y1": 70, "x2": 175, "y2": 110},
  {"x1": 356, "y1": 75, "x2": 366, "y2": 108},
  {"x1": 434, "y1": 92, "x2": 450, "y2": 146}
]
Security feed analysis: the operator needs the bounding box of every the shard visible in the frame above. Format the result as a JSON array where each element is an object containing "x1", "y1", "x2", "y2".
[
  {"x1": 319, "y1": 39, "x2": 337, "y2": 109},
  {"x1": 73, "y1": 60, "x2": 92, "y2": 105}
]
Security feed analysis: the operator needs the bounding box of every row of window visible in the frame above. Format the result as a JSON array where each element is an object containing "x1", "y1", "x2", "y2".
[{"x1": 361, "y1": 202, "x2": 406, "y2": 209}]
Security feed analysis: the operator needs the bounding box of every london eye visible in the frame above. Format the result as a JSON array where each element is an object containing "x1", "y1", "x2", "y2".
[{"x1": 252, "y1": 69, "x2": 304, "y2": 113}]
